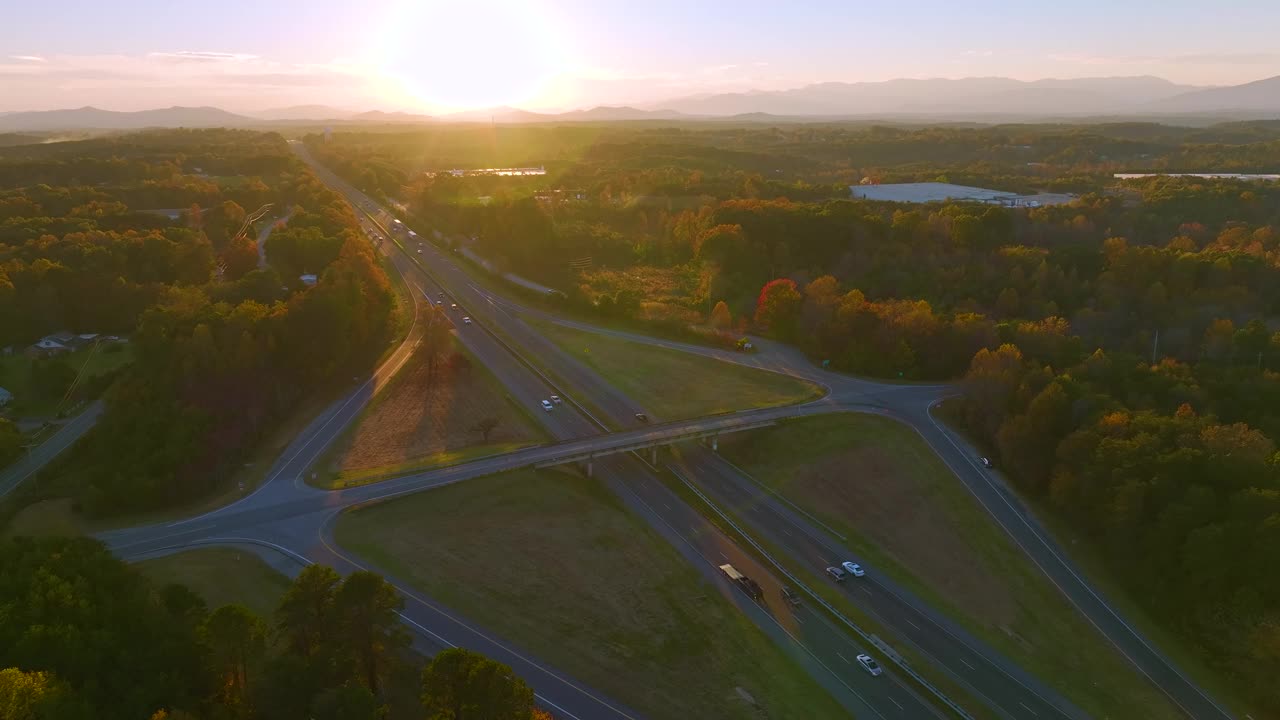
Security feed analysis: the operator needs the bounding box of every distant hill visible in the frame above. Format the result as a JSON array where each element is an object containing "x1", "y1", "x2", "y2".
[
  {"x1": 349, "y1": 110, "x2": 436, "y2": 123},
  {"x1": 553, "y1": 106, "x2": 689, "y2": 122},
  {"x1": 1147, "y1": 75, "x2": 1280, "y2": 113},
  {"x1": 0, "y1": 106, "x2": 256, "y2": 132},
  {"x1": 436, "y1": 106, "x2": 550, "y2": 123},
  {"x1": 252, "y1": 105, "x2": 356, "y2": 121},
  {"x1": 656, "y1": 76, "x2": 1206, "y2": 117}
]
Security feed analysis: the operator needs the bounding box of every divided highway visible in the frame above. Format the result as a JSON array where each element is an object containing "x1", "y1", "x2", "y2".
[{"x1": 89, "y1": 140, "x2": 1234, "y2": 720}]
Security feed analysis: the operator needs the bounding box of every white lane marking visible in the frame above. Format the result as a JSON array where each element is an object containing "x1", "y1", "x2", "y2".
[
  {"x1": 837, "y1": 652, "x2": 851, "y2": 664},
  {"x1": 959, "y1": 658, "x2": 975, "y2": 670},
  {"x1": 1020, "y1": 701, "x2": 1039, "y2": 717},
  {"x1": 860, "y1": 587, "x2": 873, "y2": 596},
  {"x1": 889, "y1": 697, "x2": 903, "y2": 711},
  {"x1": 906, "y1": 619, "x2": 920, "y2": 630}
]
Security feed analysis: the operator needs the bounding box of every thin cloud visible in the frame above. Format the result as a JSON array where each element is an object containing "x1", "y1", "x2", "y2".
[
  {"x1": 148, "y1": 51, "x2": 258, "y2": 63},
  {"x1": 9, "y1": 55, "x2": 46, "y2": 62},
  {"x1": 1171, "y1": 52, "x2": 1280, "y2": 65}
]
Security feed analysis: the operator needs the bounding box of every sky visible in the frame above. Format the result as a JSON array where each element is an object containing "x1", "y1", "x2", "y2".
[{"x1": 3, "y1": 0, "x2": 1279, "y2": 113}]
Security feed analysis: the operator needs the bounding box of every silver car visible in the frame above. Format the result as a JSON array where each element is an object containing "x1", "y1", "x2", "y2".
[{"x1": 856, "y1": 654, "x2": 882, "y2": 677}]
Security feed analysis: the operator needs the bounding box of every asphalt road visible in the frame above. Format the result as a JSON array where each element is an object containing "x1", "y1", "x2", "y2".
[
  {"x1": 0, "y1": 400, "x2": 104, "y2": 500},
  {"x1": 96, "y1": 141, "x2": 1234, "y2": 720}
]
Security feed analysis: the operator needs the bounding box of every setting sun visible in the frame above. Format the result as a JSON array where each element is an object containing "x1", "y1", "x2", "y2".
[{"x1": 372, "y1": 0, "x2": 568, "y2": 112}]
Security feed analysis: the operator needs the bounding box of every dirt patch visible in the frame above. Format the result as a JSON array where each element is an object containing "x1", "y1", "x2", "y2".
[{"x1": 338, "y1": 348, "x2": 538, "y2": 472}]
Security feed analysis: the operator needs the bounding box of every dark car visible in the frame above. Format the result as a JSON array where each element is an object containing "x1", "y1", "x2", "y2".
[{"x1": 780, "y1": 586, "x2": 801, "y2": 608}]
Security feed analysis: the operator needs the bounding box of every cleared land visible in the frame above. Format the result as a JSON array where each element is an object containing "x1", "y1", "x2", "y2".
[
  {"x1": 532, "y1": 320, "x2": 822, "y2": 421},
  {"x1": 136, "y1": 547, "x2": 291, "y2": 619},
  {"x1": 0, "y1": 343, "x2": 133, "y2": 419},
  {"x1": 717, "y1": 413, "x2": 1181, "y2": 720},
  {"x1": 336, "y1": 468, "x2": 848, "y2": 720},
  {"x1": 321, "y1": 338, "x2": 542, "y2": 488}
]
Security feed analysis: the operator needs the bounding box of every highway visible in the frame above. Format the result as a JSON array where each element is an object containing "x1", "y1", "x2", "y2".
[{"x1": 89, "y1": 140, "x2": 1233, "y2": 720}]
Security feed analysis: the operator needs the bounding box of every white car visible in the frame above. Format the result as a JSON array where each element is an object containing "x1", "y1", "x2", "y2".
[
  {"x1": 450, "y1": 303, "x2": 458, "y2": 310},
  {"x1": 540, "y1": 400, "x2": 553, "y2": 411},
  {"x1": 550, "y1": 395, "x2": 563, "y2": 404},
  {"x1": 462, "y1": 316, "x2": 472, "y2": 325},
  {"x1": 980, "y1": 456, "x2": 993, "y2": 468},
  {"x1": 842, "y1": 561, "x2": 865, "y2": 578},
  {"x1": 856, "y1": 654, "x2": 882, "y2": 677}
]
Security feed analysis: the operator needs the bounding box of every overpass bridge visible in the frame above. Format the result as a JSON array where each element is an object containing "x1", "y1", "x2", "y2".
[{"x1": 534, "y1": 416, "x2": 777, "y2": 476}]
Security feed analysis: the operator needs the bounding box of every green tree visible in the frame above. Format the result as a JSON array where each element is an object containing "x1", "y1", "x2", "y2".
[
  {"x1": 0, "y1": 668, "x2": 75, "y2": 720},
  {"x1": 276, "y1": 564, "x2": 341, "y2": 660},
  {"x1": 420, "y1": 648, "x2": 535, "y2": 720},
  {"x1": 0, "y1": 418, "x2": 22, "y2": 467},
  {"x1": 200, "y1": 605, "x2": 267, "y2": 712},
  {"x1": 311, "y1": 684, "x2": 383, "y2": 720},
  {"x1": 333, "y1": 572, "x2": 409, "y2": 696}
]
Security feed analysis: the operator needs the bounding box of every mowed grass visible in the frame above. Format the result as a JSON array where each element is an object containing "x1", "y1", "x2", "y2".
[
  {"x1": 136, "y1": 548, "x2": 292, "y2": 619},
  {"x1": 717, "y1": 414, "x2": 1182, "y2": 720},
  {"x1": 532, "y1": 320, "x2": 822, "y2": 421},
  {"x1": 336, "y1": 469, "x2": 848, "y2": 720},
  {"x1": 0, "y1": 343, "x2": 133, "y2": 418}
]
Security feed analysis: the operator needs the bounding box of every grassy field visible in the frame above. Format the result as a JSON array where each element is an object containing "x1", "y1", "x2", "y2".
[
  {"x1": 336, "y1": 468, "x2": 849, "y2": 720},
  {"x1": 0, "y1": 343, "x2": 133, "y2": 419},
  {"x1": 316, "y1": 337, "x2": 543, "y2": 488},
  {"x1": 136, "y1": 547, "x2": 292, "y2": 618},
  {"x1": 531, "y1": 320, "x2": 822, "y2": 421},
  {"x1": 930, "y1": 399, "x2": 1256, "y2": 719},
  {"x1": 716, "y1": 413, "x2": 1182, "y2": 720}
]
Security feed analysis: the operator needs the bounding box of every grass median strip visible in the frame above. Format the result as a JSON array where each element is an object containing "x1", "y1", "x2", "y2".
[
  {"x1": 717, "y1": 413, "x2": 1182, "y2": 720},
  {"x1": 335, "y1": 468, "x2": 850, "y2": 720},
  {"x1": 529, "y1": 319, "x2": 823, "y2": 421}
]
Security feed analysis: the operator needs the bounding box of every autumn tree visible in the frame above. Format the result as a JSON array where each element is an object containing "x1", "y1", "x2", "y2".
[
  {"x1": 709, "y1": 300, "x2": 732, "y2": 330},
  {"x1": 754, "y1": 278, "x2": 801, "y2": 340}
]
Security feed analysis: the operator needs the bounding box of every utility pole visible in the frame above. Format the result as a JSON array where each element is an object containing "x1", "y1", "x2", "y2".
[{"x1": 1151, "y1": 328, "x2": 1160, "y2": 365}]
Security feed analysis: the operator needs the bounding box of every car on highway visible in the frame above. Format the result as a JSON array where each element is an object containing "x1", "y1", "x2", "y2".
[
  {"x1": 416, "y1": 248, "x2": 423, "y2": 254},
  {"x1": 540, "y1": 400, "x2": 554, "y2": 411},
  {"x1": 435, "y1": 300, "x2": 443, "y2": 306},
  {"x1": 550, "y1": 395, "x2": 563, "y2": 404},
  {"x1": 842, "y1": 561, "x2": 866, "y2": 577},
  {"x1": 451, "y1": 303, "x2": 458, "y2": 309},
  {"x1": 780, "y1": 586, "x2": 801, "y2": 608},
  {"x1": 634, "y1": 412, "x2": 649, "y2": 423},
  {"x1": 462, "y1": 316, "x2": 472, "y2": 325},
  {"x1": 856, "y1": 654, "x2": 882, "y2": 677},
  {"x1": 825, "y1": 566, "x2": 847, "y2": 582},
  {"x1": 980, "y1": 456, "x2": 993, "y2": 468}
]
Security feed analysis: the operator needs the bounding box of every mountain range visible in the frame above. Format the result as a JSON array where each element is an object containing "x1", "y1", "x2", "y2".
[{"x1": 0, "y1": 74, "x2": 1277, "y2": 131}]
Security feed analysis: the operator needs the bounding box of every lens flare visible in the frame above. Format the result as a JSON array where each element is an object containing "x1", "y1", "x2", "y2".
[{"x1": 372, "y1": 0, "x2": 567, "y2": 111}]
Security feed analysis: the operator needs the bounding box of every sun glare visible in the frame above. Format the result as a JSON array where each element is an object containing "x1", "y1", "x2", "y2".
[{"x1": 372, "y1": 0, "x2": 568, "y2": 112}]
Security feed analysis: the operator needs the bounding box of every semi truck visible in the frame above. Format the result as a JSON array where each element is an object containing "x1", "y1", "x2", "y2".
[{"x1": 719, "y1": 564, "x2": 764, "y2": 601}]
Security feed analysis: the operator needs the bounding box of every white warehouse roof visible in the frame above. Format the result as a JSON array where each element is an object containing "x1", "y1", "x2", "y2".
[{"x1": 850, "y1": 182, "x2": 1019, "y2": 204}]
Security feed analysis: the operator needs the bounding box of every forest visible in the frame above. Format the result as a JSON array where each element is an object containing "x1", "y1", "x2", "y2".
[
  {"x1": 311, "y1": 121, "x2": 1280, "y2": 713},
  {"x1": 0, "y1": 130, "x2": 398, "y2": 513},
  {"x1": 0, "y1": 536, "x2": 545, "y2": 720}
]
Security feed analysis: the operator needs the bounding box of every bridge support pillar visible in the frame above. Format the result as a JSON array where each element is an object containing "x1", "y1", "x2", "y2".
[
  {"x1": 585, "y1": 461, "x2": 593, "y2": 478},
  {"x1": 711, "y1": 436, "x2": 718, "y2": 452},
  {"x1": 650, "y1": 447, "x2": 658, "y2": 465}
]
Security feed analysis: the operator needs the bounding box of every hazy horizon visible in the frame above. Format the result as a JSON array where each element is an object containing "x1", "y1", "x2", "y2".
[{"x1": 4, "y1": 0, "x2": 1280, "y2": 114}]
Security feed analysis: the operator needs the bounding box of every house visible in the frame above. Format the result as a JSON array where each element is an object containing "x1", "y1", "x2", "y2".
[
  {"x1": 26, "y1": 337, "x2": 70, "y2": 358},
  {"x1": 0, "y1": 387, "x2": 11, "y2": 407}
]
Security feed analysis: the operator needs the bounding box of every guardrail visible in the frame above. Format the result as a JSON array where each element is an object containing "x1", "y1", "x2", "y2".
[{"x1": 669, "y1": 466, "x2": 976, "y2": 720}]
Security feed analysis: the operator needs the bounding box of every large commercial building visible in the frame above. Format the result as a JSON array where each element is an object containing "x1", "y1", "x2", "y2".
[{"x1": 849, "y1": 182, "x2": 1074, "y2": 207}]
